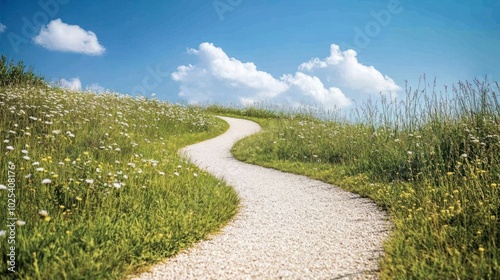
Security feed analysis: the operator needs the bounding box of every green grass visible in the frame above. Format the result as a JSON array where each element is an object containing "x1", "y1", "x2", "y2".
[
  {"x1": 230, "y1": 79, "x2": 500, "y2": 279},
  {"x1": 2, "y1": 56, "x2": 499, "y2": 279},
  {"x1": 0, "y1": 80, "x2": 239, "y2": 278}
]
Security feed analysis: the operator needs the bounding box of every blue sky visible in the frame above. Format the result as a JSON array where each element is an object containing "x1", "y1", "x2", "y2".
[{"x1": 0, "y1": 0, "x2": 499, "y2": 108}]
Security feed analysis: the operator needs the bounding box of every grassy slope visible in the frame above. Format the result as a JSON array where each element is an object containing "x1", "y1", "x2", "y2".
[
  {"x1": 224, "y1": 81, "x2": 500, "y2": 279},
  {"x1": 0, "y1": 85, "x2": 239, "y2": 279}
]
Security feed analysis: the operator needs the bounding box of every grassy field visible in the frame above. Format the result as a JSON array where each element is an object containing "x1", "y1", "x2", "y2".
[
  {"x1": 0, "y1": 58, "x2": 239, "y2": 279},
  {"x1": 2, "y1": 55, "x2": 499, "y2": 279},
  {"x1": 224, "y1": 80, "x2": 500, "y2": 279}
]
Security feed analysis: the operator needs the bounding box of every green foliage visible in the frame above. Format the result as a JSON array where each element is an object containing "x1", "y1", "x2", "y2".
[
  {"x1": 231, "y1": 78, "x2": 500, "y2": 279},
  {"x1": 0, "y1": 84, "x2": 237, "y2": 279},
  {"x1": 0, "y1": 55, "x2": 46, "y2": 87}
]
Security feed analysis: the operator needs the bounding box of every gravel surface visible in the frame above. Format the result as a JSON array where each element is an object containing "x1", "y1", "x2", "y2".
[{"x1": 132, "y1": 116, "x2": 390, "y2": 280}]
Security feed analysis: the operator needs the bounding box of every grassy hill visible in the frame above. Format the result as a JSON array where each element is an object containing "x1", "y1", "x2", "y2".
[
  {"x1": 224, "y1": 79, "x2": 500, "y2": 279},
  {"x1": 0, "y1": 57, "x2": 239, "y2": 279}
]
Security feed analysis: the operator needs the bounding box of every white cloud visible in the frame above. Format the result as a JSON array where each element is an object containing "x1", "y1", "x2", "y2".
[
  {"x1": 172, "y1": 42, "x2": 400, "y2": 109},
  {"x1": 86, "y1": 83, "x2": 105, "y2": 93},
  {"x1": 58, "y1": 78, "x2": 82, "y2": 91},
  {"x1": 281, "y1": 72, "x2": 352, "y2": 108},
  {"x1": 0, "y1": 23, "x2": 6, "y2": 33},
  {"x1": 299, "y1": 44, "x2": 401, "y2": 96},
  {"x1": 172, "y1": 42, "x2": 289, "y2": 105},
  {"x1": 33, "y1": 19, "x2": 105, "y2": 55}
]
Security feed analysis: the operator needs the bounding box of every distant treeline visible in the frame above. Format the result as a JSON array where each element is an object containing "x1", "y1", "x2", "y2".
[{"x1": 0, "y1": 55, "x2": 46, "y2": 87}]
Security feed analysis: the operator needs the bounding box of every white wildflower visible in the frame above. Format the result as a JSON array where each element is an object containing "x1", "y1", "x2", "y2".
[{"x1": 41, "y1": 179, "x2": 51, "y2": 184}]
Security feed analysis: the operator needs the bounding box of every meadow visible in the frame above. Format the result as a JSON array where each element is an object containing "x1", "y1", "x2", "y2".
[
  {"x1": 0, "y1": 57, "x2": 239, "y2": 279},
  {"x1": 1, "y1": 55, "x2": 499, "y2": 279},
  {"x1": 218, "y1": 78, "x2": 500, "y2": 279}
]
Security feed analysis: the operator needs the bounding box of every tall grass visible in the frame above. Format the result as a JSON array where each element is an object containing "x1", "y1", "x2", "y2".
[
  {"x1": 0, "y1": 61, "x2": 238, "y2": 279},
  {"x1": 232, "y1": 78, "x2": 500, "y2": 279}
]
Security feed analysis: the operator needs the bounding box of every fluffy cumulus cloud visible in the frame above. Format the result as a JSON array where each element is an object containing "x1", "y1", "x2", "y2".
[
  {"x1": 33, "y1": 19, "x2": 105, "y2": 55},
  {"x1": 172, "y1": 42, "x2": 400, "y2": 109},
  {"x1": 0, "y1": 23, "x2": 6, "y2": 33},
  {"x1": 58, "y1": 78, "x2": 82, "y2": 91},
  {"x1": 299, "y1": 44, "x2": 401, "y2": 96},
  {"x1": 172, "y1": 42, "x2": 289, "y2": 105}
]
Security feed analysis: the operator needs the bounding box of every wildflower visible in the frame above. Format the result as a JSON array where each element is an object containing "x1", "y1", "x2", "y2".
[
  {"x1": 39, "y1": 210, "x2": 49, "y2": 217},
  {"x1": 16, "y1": 220, "x2": 26, "y2": 226},
  {"x1": 83, "y1": 151, "x2": 89, "y2": 156},
  {"x1": 85, "y1": 179, "x2": 94, "y2": 184},
  {"x1": 407, "y1": 151, "x2": 413, "y2": 156},
  {"x1": 21, "y1": 149, "x2": 28, "y2": 154},
  {"x1": 23, "y1": 156, "x2": 30, "y2": 160},
  {"x1": 32, "y1": 161, "x2": 40, "y2": 166},
  {"x1": 394, "y1": 139, "x2": 400, "y2": 142},
  {"x1": 96, "y1": 168, "x2": 101, "y2": 173},
  {"x1": 52, "y1": 174, "x2": 58, "y2": 178},
  {"x1": 41, "y1": 179, "x2": 51, "y2": 184},
  {"x1": 127, "y1": 163, "x2": 136, "y2": 168},
  {"x1": 158, "y1": 171, "x2": 165, "y2": 176},
  {"x1": 0, "y1": 230, "x2": 5, "y2": 237},
  {"x1": 446, "y1": 172, "x2": 454, "y2": 176},
  {"x1": 472, "y1": 139, "x2": 480, "y2": 144},
  {"x1": 0, "y1": 184, "x2": 7, "y2": 190},
  {"x1": 174, "y1": 172, "x2": 180, "y2": 176},
  {"x1": 479, "y1": 246, "x2": 485, "y2": 252},
  {"x1": 194, "y1": 173, "x2": 198, "y2": 177},
  {"x1": 491, "y1": 183, "x2": 497, "y2": 188},
  {"x1": 44, "y1": 216, "x2": 51, "y2": 222},
  {"x1": 25, "y1": 174, "x2": 32, "y2": 179},
  {"x1": 3, "y1": 139, "x2": 9, "y2": 143},
  {"x1": 52, "y1": 130, "x2": 61, "y2": 135},
  {"x1": 113, "y1": 182, "x2": 122, "y2": 189},
  {"x1": 64, "y1": 158, "x2": 71, "y2": 162},
  {"x1": 460, "y1": 154, "x2": 468, "y2": 158},
  {"x1": 6, "y1": 146, "x2": 14, "y2": 151},
  {"x1": 76, "y1": 196, "x2": 82, "y2": 201}
]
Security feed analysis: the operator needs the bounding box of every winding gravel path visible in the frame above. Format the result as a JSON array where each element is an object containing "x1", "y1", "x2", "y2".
[{"x1": 133, "y1": 116, "x2": 389, "y2": 280}]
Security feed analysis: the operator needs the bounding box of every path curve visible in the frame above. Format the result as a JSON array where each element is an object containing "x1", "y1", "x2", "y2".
[{"x1": 133, "y1": 116, "x2": 389, "y2": 280}]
